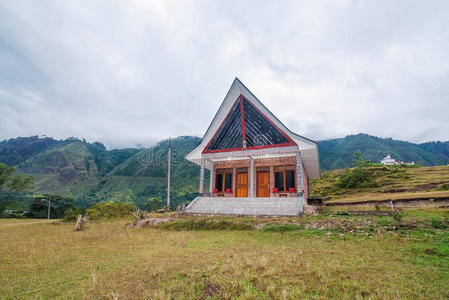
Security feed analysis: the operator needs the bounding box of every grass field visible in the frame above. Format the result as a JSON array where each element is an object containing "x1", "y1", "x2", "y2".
[{"x1": 1, "y1": 210, "x2": 448, "y2": 299}]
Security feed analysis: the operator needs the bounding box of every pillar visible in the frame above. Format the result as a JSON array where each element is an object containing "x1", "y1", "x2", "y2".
[
  {"x1": 199, "y1": 158, "x2": 205, "y2": 196},
  {"x1": 296, "y1": 151, "x2": 304, "y2": 196},
  {"x1": 250, "y1": 157, "x2": 254, "y2": 197},
  {"x1": 269, "y1": 164, "x2": 274, "y2": 197},
  {"x1": 232, "y1": 167, "x2": 236, "y2": 196},
  {"x1": 209, "y1": 162, "x2": 214, "y2": 195}
]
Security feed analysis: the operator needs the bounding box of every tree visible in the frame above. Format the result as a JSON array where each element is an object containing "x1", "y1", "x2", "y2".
[
  {"x1": 29, "y1": 194, "x2": 76, "y2": 219},
  {"x1": 336, "y1": 151, "x2": 378, "y2": 189},
  {"x1": 353, "y1": 150, "x2": 371, "y2": 168},
  {"x1": 0, "y1": 163, "x2": 34, "y2": 210}
]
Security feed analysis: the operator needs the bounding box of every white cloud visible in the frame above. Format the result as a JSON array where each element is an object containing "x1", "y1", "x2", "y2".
[{"x1": 0, "y1": 0, "x2": 448, "y2": 148}]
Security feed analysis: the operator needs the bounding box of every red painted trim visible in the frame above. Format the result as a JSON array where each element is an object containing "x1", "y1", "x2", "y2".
[
  {"x1": 239, "y1": 95, "x2": 247, "y2": 145},
  {"x1": 245, "y1": 142, "x2": 294, "y2": 151},
  {"x1": 202, "y1": 97, "x2": 241, "y2": 154},
  {"x1": 202, "y1": 93, "x2": 297, "y2": 154},
  {"x1": 203, "y1": 147, "x2": 243, "y2": 154}
]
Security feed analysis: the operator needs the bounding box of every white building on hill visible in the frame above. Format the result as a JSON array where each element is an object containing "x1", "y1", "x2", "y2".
[{"x1": 381, "y1": 154, "x2": 398, "y2": 165}]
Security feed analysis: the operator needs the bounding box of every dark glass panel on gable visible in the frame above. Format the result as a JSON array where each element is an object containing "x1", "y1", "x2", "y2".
[
  {"x1": 206, "y1": 101, "x2": 243, "y2": 151},
  {"x1": 242, "y1": 97, "x2": 289, "y2": 147}
]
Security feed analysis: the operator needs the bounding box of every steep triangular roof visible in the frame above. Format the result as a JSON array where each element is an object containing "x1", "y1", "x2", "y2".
[
  {"x1": 186, "y1": 78, "x2": 320, "y2": 179},
  {"x1": 203, "y1": 95, "x2": 295, "y2": 153}
]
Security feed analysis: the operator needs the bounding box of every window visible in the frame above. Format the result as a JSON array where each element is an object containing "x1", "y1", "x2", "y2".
[
  {"x1": 225, "y1": 174, "x2": 232, "y2": 190},
  {"x1": 275, "y1": 172, "x2": 284, "y2": 191},
  {"x1": 215, "y1": 174, "x2": 223, "y2": 191},
  {"x1": 215, "y1": 172, "x2": 232, "y2": 192},
  {"x1": 286, "y1": 170, "x2": 295, "y2": 189},
  {"x1": 274, "y1": 168, "x2": 295, "y2": 192}
]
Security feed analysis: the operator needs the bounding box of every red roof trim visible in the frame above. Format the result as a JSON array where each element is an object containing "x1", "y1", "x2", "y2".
[
  {"x1": 246, "y1": 142, "x2": 294, "y2": 151},
  {"x1": 239, "y1": 95, "x2": 247, "y2": 146},
  {"x1": 202, "y1": 93, "x2": 297, "y2": 154},
  {"x1": 202, "y1": 147, "x2": 243, "y2": 154},
  {"x1": 202, "y1": 97, "x2": 241, "y2": 154}
]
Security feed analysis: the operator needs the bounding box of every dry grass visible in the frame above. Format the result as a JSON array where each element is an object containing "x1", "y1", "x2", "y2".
[
  {"x1": 312, "y1": 165, "x2": 449, "y2": 204},
  {"x1": 326, "y1": 190, "x2": 449, "y2": 204},
  {"x1": 0, "y1": 214, "x2": 448, "y2": 299}
]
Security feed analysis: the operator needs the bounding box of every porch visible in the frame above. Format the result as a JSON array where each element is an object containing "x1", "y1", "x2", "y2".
[{"x1": 197, "y1": 147, "x2": 310, "y2": 200}]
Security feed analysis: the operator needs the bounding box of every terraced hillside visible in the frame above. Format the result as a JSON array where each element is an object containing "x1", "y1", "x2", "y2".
[{"x1": 311, "y1": 165, "x2": 449, "y2": 205}]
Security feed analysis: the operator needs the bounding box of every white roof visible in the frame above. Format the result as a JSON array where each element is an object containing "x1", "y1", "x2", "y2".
[{"x1": 185, "y1": 78, "x2": 321, "y2": 179}]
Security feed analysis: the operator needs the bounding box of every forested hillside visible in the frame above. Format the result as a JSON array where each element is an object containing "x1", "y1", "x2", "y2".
[
  {"x1": 1, "y1": 133, "x2": 448, "y2": 207},
  {"x1": 318, "y1": 133, "x2": 449, "y2": 170},
  {"x1": 0, "y1": 136, "x2": 204, "y2": 208}
]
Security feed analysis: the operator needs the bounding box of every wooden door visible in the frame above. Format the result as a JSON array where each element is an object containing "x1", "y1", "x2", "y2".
[
  {"x1": 236, "y1": 173, "x2": 248, "y2": 197},
  {"x1": 257, "y1": 171, "x2": 270, "y2": 197}
]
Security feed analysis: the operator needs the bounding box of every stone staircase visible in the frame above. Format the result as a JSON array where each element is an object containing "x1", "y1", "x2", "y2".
[{"x1": 185, "y1": 196, "x2": 303, "y2": 216}]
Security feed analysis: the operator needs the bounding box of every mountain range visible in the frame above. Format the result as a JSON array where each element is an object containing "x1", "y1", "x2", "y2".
[{"x1": 1, "y1": 133, "x2": 448, "y2": 207}]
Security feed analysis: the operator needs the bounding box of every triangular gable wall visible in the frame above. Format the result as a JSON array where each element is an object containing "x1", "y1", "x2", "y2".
[
  {"x1": 203, "y1": 95, "x2": 295, "y2": 153},
  {"x1": 242, "y1": 97, "x2": 292, "y2": 148},
  {"x1": 204, "y1": 99, "x2": 243, "y2": 151}
]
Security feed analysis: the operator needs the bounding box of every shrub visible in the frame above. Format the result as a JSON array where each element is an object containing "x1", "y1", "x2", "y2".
[
  {"x1": 262, "y1": 224, "x2": 302, "y2": 232},
  {"x1": 85, "y1": 201, "x2": 135, "y2": 219},
  {"x1": 336, "y1": 167, "x2": 377, "y2": 189},
  {"x1": 160, "y1": 219, "x2": 253, "y2": 231},
  {"x1": 440, "y1": 183, "x2": 449, "y2": 191},
  {"x1": 334, "y1": 211, "x2": 350, "y2": 216},
  {"x1": 431, "y1": 218, "x2": 447, "y2": 229},
  {"x1": 375, "y1": 203, "x2": 381, "y2": 211},
  {"x1": 63, "y1": 207, "x2": 83, "y2": 222},
  {"x1": 392, "y1": 212, "x2": 403, "y2": 224}
]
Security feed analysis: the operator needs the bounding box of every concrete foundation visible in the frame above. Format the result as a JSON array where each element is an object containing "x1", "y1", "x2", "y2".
[{"x1": 185, "y1": 196, "x2": 304, "y2": 216}]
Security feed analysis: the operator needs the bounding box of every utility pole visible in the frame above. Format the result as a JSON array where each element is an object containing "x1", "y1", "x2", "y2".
[
  {"x1": 167, "y1": 137, "x2": 171, "y2": 209},
  {"x1": 42, "y1": 198, "x2": 51, "y2": 219}
]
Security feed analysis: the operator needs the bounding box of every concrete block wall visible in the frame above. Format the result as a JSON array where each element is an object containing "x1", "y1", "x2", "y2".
[{"x1": 186, "y1": 197, "x2": 302, "y2": 216}]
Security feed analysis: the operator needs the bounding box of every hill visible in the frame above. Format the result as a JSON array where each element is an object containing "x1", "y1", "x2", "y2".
[
  {"x1": 311, "y1": 165, "x2": 449, "y2": 205},
  {"x1": 1, "y1": 133, "x2": 449, "y2": 208},
  {"x1": 318, "y1": 133, "x2": 449, "y2": 170},
  {"x1": 0, "y1": 136, "x2": 204, "y2": 208}
]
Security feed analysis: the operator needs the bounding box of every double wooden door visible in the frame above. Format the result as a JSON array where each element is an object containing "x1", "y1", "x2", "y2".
[
  {"x1": 236, "y1": 172, "x2": 248, "y2": 197},
  {"x1": 257, "y1": 171, "x2": 270, "y2": 197}
]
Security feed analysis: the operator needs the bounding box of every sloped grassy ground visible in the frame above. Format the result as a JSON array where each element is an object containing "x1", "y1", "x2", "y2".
[
  {"x1": 311, "y1": 165, "x2": 449, "y2": 203},
  {"x1": 0, "y1": 210, "x2": 448, "y2": 299}
]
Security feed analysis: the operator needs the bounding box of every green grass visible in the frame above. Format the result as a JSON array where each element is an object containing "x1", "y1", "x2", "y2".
[{"x1": 1, "y1": 210, "x2": 448, "y2": 299}]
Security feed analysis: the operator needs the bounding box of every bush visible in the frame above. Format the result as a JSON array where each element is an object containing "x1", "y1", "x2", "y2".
[
  {"x1": 336, "y1": 167, "x2": 377, "y2": 189},
  {"x1": 262, "y1": 223, "x2": 302, "y2": 232},
  {"x1": 440, "y1": 183, "x2": 449, "y2": 191},
  {"x1": 160, "y1": 219, "x2": 253, "y2": 231},
  {"x1": 63, "y1": 207, "x2": 83, "y2": 222},
  {"x1": 431, "y1": 218, "x2": 447, "y2": 229},
  {"x1": 85, "y1": 201, "x2": 135, "y2": 219},
  {"x1": 392, "y1": 212, "x2": 403, "y2": 224}
]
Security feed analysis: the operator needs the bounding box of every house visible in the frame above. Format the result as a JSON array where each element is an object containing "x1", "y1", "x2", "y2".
[
  {"x1": 184, "y1": 78, "x2": 320, "y2": 216},
  {"x1": 380, "y1": 154, "x2": 398, "y2": 165}
]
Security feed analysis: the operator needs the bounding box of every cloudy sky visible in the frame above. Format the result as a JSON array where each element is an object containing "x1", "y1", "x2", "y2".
[{"x1": 1, "y1": 1, "x2": 448, "y2": 148}]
